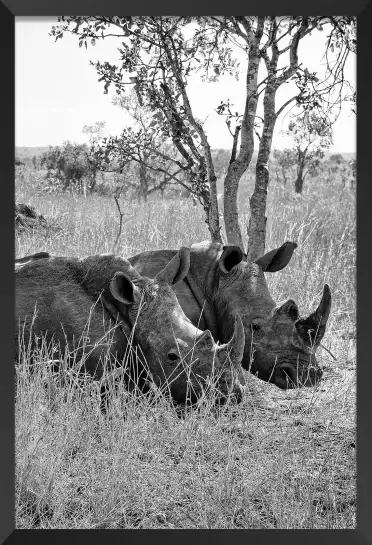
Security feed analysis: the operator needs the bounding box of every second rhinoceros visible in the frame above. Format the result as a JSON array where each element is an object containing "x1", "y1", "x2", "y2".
[
  {"x1": 129, "y1": 241, "x2": 331, "y2": 389},
  {"x1": 15, "y1": 248, "x2": 246, "y2": 403}
]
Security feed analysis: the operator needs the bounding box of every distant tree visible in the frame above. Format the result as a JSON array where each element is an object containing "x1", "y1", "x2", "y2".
[
  {"x1": 211, "y1": 149, "x2": 230, "y2": 180},
  {"x1": 113, "y1": 92, "x2": 184, "y2": 201},
  {"x1": 40, "y1": 141, "x2": 94, "y2": 193},
  {"x1": 329, "y1": 153, "x2": 344, "y2": 165},
  {"x1": 322, "y1": 154, "x2": 355, "y2": 189},
  {"x1": 349, "y1": 158, "x2": 356, "y2": 188},
  {"x1": 91, "y1": 91, "x2": 193, "y2": 202},
  {"x1": 272, "y1": 148, "x2": 297, "y2": 187},
  {"x1": 283, "y1": 112, "x2": 333, "y2": 193},
  {"x1": 82, "y1": 120, "x2": 106, "y2": 144},
  {"x1": 82, "y1": 121, "x2": 106, "y2": 192},
  {"x1": 328, "y1": 154, "x2": 350, "y2": 187}
]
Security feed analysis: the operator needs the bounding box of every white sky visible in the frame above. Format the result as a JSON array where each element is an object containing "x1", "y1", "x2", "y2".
[{"x1": 15, "y1": 17, "x2": 356, "y2": 152}]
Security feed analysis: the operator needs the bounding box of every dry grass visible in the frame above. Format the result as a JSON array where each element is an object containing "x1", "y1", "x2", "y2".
[{"x1": 15, "y1": 169, "x2": 356, "y2": 529}]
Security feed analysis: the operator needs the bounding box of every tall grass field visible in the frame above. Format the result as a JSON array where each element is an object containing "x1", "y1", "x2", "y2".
[{"x1": 15, "y1": 169, "x2": 356, "y2": 529}]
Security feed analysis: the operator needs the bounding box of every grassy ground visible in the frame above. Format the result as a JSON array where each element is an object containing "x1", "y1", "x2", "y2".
[{"x1": 15, "y1": 169, "x2": 356, "y2": 529}]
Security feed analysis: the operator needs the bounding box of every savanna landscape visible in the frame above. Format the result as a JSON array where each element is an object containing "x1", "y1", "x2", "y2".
[
  {"x1": 15, "y1": 156, "x2": 356, "y2": 529},
  {"x1": 15, "y1": 16, "x2": 356, "y2": 530}
]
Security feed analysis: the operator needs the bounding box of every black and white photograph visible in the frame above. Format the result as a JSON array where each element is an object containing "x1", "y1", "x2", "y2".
[{"x1": 14, "y1": 16, "x2": 356, "y2": 530}]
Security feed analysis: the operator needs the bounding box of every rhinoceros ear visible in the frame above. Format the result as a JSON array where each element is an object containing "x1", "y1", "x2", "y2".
[
  {"x1": 156, "y1": 246, "x2": 190, "y2": 285},
  {"x1": 255, "y1": 241, "x2": 297, "y2": 272},
  {"x1": 110, "y1": 272, "x2": 142, "y2": 305},
  {"x1": 219, "y1": 245, "x2": 244, "y2": 274}
]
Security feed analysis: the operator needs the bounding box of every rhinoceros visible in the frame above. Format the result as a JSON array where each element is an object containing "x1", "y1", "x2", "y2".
[
  {"x1": 15, "y1": 248, "x2": 246, "y2": 403},
  {"x1": 128, "y1": 241, "x2": 331, "y2": 389}
]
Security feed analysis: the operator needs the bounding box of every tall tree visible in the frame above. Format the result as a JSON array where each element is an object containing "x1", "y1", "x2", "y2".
[
  {"x1": 51, "y1": 16, "x2": 355, "y2": 256},
  {"x1": 40, "y1": 141, "x2": 93, "y2": 192},
  {"x1": 82, "y1": 120, "x2": 106, "y2": 192},
  {"x1": 203, "y1": 16, "x2": 355, "y2": 258},
  {"x1": 273, "y1": 148, "x2": 297, "y2": 186},
  {"x1": 283, "y1": 111, "x2": 333, "y2": 193},
  {"x1": 90, "y1": 92, "x2": 196, "y2": 202}
]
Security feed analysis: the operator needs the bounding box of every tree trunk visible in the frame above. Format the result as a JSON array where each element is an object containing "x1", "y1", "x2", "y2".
[
  {"x1": 295, "y1": 152, "x2": 306, "y2": 193},
  {"x1": 199, "y1": 186, "x2": 222, "y2": 243},
  {"x1": 246, "y1": 84, "x2": 276, "y2": 262},
  {"x1": 207, "y1": 207, "x2": 222, "y2": 242},
  {"x1": 223, "y1": 48, "x2": 261, "y2": 251},
  {"x1": 208, "y1": 174, "x2": 223, "y2": 243},
  {"x1": 281, "y1": 166, "x2": 287, "y2": 187},
  {"x1": 275, "y1": 168, "x2": 280, "y2": 184},
  {"x1": 90, "y1": 169, "x2": 97, "y2": 193},
  {"x1": 223, "y1": 167, "x2": 245, "y2": 249},
  {"x1": 294, "y1": 173, "x2": 304, "y2": 193},
  {"x1": 247, "y1": 163, "x2": 269, "y2": 261},
  {"x1": 294, "y1": 174, "x2": 303, "y2": 193},
  {"x1": 199, "y1": 137, "x2": 223, "y2": 244},
  {"x1": 63, "y1": 175, "x2": 70, "y2": 192},
  {"x1": 139, "y1": 160, "x2": 148, "y2": 201}
]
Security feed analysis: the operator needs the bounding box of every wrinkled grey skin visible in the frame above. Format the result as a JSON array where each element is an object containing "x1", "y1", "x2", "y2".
[
  {"x1": 128, "y1": 241, "x2": 332, "y2": 389},
  {"x1": 15, "y1": 249, "x2": 246, "y2": 403}
]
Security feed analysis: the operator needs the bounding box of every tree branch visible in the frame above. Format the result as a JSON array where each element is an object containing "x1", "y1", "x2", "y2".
[
  {"x1": 229, "y1": 125, "x2": 241, "y2": 164},
  {"x1": 275, "y1": 95, "x2": 300, "y2": 119},
  {"x1": 274, "y1": 18, "x2": 311, "y2": 89},
  {"x1": 113, "y1": 194, "x2": 124, "y2": 253}
]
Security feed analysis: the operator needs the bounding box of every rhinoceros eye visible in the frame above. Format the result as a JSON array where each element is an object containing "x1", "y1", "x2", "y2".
[
  {"x1": 168, "y1": 351, "x2": 180, "y2": 362},
  {"x1": 251, "y1": 321, "x2": 264, "y2": 338}
]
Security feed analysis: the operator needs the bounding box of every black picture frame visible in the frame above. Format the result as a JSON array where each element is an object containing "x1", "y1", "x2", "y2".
[{"x1": 1, "y1": 2, "x2": 370, "y2": 544}]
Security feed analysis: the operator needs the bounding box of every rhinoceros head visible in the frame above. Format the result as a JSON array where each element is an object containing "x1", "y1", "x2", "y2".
[
  {"x1": 110, "y1": 247, "x2": 245, "y2": 403},
  {"x1": 146, "y1": 314, "x2": 246, "y2": 405},
  {"x1": 215, "y1": 241, "x2": 331, "y2": 389}
]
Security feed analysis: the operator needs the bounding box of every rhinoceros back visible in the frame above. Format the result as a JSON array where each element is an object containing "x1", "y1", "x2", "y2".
[
  {"x1": 15, "y1": 256, "x2": 132, "y2": 377},
  {"x1": 129, "y1": 249, "x2": 177, "y2": 277},
  {"x1": 129, "y1": 249, "x2": 211, "y2": 332}
]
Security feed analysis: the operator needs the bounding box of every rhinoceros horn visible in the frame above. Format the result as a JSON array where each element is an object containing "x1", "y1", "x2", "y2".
[
  {"x1": 156, "y1": 246, "x2": 190, "y2": 285},
  {"x1": 217, "y1": 314, "x2": 245, "y2": 368},
  {"x1": 296, "y1": 284, "x2": 332, "y2": 345}
]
